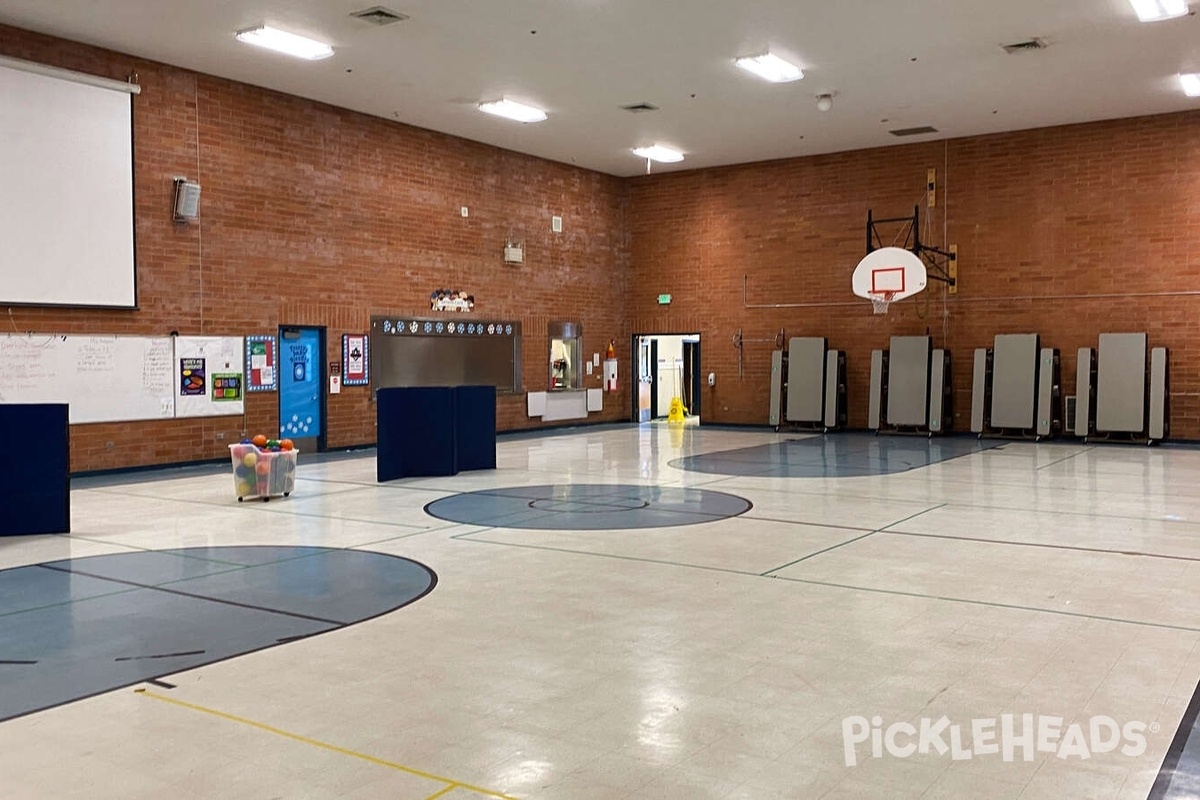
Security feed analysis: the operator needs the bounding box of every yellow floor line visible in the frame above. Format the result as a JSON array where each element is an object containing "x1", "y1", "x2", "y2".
[
  {"x1": 134, "y1": 689, "x2": 517, "y2": 799},
  {"x1": 423, "y1": 784, "x2": 461, "y2": 800}
]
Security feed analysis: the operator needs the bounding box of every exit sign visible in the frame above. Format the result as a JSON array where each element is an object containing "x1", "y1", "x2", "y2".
[{"x1": 657, "y1": 294, "x2": 672, "y2": 305}]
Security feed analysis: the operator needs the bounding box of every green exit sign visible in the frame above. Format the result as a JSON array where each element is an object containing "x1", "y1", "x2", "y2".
[{"x1": 657, "y1": 294, "x2": 672, "y2": 305}]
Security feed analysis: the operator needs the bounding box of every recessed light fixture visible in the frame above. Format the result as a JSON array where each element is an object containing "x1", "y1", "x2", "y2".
[
  {"x1": 478, "y1": 99, "x2": 548, "y2": 123},
  {"x1": 632, "y1": 145, "x2": 684, "y2": 163},
  {"x1": 235, "y1": 26, "x2": 334, "y2": 60},
  {"x1": 1128, "y1": 0, "x2": 1189, "y2": 21},
  {"x1": 734, "y1": 52, "x2": 803, "y2": 83},
  {"x1": 1182, "y1": 73, "x2": 1200, "y2": 97}
]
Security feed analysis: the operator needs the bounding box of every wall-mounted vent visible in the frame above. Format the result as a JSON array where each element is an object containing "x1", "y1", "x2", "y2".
[
  {"x1": 889, "y1": 126, "x2": 939, "y2": 137},
  {"x1": 621, "y1": 102, "x2": 660, "y2": 113},
  {"x1": 1002, "y1": 38, "x2": 1047, "y2": 54},
  {"x1": 350, "y1": 6, "x2": 409, "y2": 25}
]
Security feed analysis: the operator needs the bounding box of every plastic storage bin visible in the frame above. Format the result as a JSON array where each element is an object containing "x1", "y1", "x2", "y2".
[{"x1": 229, "y1": 443, "x2": 298, "y2": 502}]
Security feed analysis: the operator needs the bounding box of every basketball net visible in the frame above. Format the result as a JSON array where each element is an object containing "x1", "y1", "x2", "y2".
[{"x1": 870, "y1": 291, "x2": 895, "y2": 315}]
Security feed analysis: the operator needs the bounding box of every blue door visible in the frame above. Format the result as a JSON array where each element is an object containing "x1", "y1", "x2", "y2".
[{"x1": 279, "y1": 327, "x2": 324, "y2": 453}]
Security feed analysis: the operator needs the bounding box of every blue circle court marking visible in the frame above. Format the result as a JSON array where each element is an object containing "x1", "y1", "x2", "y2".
[
  {"x1": 0, "y1": 546, "x2": 436, "y2": 723},
  {"x1": 424, "y1": 484, "x2": 752, "y2": 530},
  {"x1": 670, "y1": 432, "x2": 1002, "y2": 478}
]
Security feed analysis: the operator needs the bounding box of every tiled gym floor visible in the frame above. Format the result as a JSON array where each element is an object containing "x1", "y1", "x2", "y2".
[{"x1": 2, "y1": 425, "x2": 1199, "y2": 799}]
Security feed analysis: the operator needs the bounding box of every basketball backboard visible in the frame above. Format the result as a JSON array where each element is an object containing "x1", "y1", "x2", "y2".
[{"x1": 852, "y1": 247, "x2": 927, "y2": 311}]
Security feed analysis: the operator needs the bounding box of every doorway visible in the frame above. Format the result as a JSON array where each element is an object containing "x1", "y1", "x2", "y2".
[
  {"x1": 278, "y1": 326, "x2": 326, "y2": 454},
  {"x1": 632, "y1": 333, "x2": 701, "y2": 423}
]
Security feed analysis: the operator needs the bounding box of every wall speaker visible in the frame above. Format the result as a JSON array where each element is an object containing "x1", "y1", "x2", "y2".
[{"x1": 173, "y1": 177, "x2": 201, "y2": 222}]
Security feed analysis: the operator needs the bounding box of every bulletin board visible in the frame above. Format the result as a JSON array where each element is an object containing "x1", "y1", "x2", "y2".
[{"x1": 174, "y1": 336, "x2": 245, "y2": 418}]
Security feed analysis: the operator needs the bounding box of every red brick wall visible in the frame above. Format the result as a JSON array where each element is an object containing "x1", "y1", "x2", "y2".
[
  {"x1": 0, "y1": 25, "x2": 631, "y2": 472},
  {"x1": 628, "y1": 113, "x2": 1200, "y2": 437},
  {"x1": 5, "y1": 24, "x2": 1199, "y2": 474}
]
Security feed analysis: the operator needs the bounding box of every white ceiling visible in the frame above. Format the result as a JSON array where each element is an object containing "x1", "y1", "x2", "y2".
[{"x1": 1, "y1": 0, "x2": 1197, "y2": 176}]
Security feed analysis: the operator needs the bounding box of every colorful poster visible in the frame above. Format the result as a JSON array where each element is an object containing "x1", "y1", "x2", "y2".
[
  {"x1": 430, "y1": 289, "x2": 475, "y2": 312},
  {"x1": 342, "y1": 334, "x2": 369, "y2": 385},
  {"x1": 245, "y1": 335, "x2": 277, "y2": 392},
  {"x1": 212, "y1": 374, "x2": 242, "y2": 401},
  {"x1": 180, "y1": 358, "x2": 205, "y2": 395}
]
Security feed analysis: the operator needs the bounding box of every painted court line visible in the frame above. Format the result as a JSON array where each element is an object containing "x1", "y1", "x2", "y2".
[
  {"x1": 134, "y1": 689, "x2": 518, "y2": 800},
  {"x1": 759, "y1": 503, "x2": 946, "y2": 576},
  {"x1": 38, "y1": 565, "x2": 346, "y2": 626}
]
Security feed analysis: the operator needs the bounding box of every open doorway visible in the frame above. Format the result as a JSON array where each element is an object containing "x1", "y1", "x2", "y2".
[{"x1": 632, "y1": 333, "x2": 701, "y2": 423}]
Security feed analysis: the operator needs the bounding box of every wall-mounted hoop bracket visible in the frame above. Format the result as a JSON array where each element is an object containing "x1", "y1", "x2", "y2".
[{"x1": 866, "y1": 205, "x2": 956, "y2": 287}]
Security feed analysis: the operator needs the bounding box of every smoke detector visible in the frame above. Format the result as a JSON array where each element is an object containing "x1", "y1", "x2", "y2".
[
  {"x1": 350, "y1": 7, "x2": 409, "y2": 25},
  {"x1": 1001, "y1": 38, "x2": 1048, "y2": 54}
]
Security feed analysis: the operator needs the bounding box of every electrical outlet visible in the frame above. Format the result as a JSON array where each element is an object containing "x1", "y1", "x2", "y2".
[
  {"x1": 552, "y1": 215, "x2": 563, "y2": 233},
  {"x1": 460, "y1": 206, "x2": 469, "y2": 218},
  {"x1": 215, "y1": 432, "x2": 225, "y2": 441},
  {"x1": 927, "y1": 168, "x2": 936, "y2": 208}
]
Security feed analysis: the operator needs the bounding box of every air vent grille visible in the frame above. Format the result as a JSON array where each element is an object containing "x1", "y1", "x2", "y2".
[
  {"x1": 1002, "y1": 38, "x2": 1047, "y2": 54},
  {"x1": 889, "y1": 126, "x2": 939, "y2": 137},
  {"x1": 350, "y1": 6, "x2": 409, "y2": 25}
]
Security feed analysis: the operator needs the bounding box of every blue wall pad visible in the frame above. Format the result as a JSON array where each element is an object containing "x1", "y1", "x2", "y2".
[
  {"x1": 0, "y1": 546, "x2": 436, "y2": 722},
  {"x1": 0, "y1": 403, "x2": 69, "y2": 536},
  {"x1": 670, "y1": 432, "x2": 1000, "y2": 478},
  {"x1": 378, "y1": 386, "x2": 458, "y2": 480},
  {"x1": 425, "y1": 484, "x2": 751, "y2": 530},
  {"x1": 377, "y1": 386, "x2": 497, "y2": 480},
  {"x1": 455, "y1": 385, "x2": 497, "y2": 471}
]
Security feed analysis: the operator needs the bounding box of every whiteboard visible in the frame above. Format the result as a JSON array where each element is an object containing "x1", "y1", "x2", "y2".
[
  {"x1": 174, "y1": 336, "x2": 245, "y2": 418},
  {"x1": 0, "y1": 335, "x2": 174, "y2": 423}
]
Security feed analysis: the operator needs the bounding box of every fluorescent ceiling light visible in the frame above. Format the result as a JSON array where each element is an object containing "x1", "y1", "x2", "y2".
[
  {"x1": 1128, "y1": 0, "x2": 1189, "y2": 21},
  {"x1": 235, "y1": 26, "x2": 334, "y2": 60},
  {"x1": 632, "y1": 145, "x2": 684, "y2": 163},
  {"x1": 478, "y1": 99, "x2": 547, "y2": 123},
  {"x1": 1182, "y1": 73, "x2": 1200, "y2": 97},
  {"x1": 735, "y1": 52, "x2": 803, "y2": 83}
]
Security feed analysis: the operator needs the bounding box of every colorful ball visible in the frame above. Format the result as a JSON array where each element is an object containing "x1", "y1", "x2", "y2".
[
  {"x1": 242, "y1": 452, "x2": 257, "y2": 468},
  {"x1": 252, "y1": 434, "x2": 268, "y2": 448},
  {"x1": 280, "y1": 439, "x2": 294, "y2": 451}
]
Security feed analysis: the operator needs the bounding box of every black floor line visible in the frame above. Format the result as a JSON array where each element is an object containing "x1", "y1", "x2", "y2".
[
  {"x1": 883, "y1": 529, "x2": 1200, "y2": 564},
  {"x1": 37, "y1": 565, "x2": 346, "y2": 626},
  {"x1": 738, "y1": 515, "x2": 875, "y2": 533},
  {"x1": 145, "y1": 679, "x2": 176, "y2": 689},
  {"x1": 115, "y1": 650, "x2": 206, "y2": 662},
  {"x1": 0, "y1": 660, "x2": 38, "y2": 665},
  {"x1": 453, "y1": 529, "x2": 1200, "y2": 634},
  {"x1": 1036, "y1": 447, "x2": 1095, "y2": 470},
  {"x1": 1149, "y1": 675, "x2": 1200, "y2": 799},
  {"x1": 759, "y1": 504, "x2": 946, "y2": 575}
]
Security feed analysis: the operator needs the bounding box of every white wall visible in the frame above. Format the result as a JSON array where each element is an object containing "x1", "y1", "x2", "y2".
[{"x1": 655, "y1": 335, "x2": 686, "y2": 415}]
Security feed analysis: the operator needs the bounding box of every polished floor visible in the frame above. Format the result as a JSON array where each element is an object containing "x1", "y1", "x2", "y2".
[{"x1": 2, "y1": 425, "x2": 1200, "y2": 799}]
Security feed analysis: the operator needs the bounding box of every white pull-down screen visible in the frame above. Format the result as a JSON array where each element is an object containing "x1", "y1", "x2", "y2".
[{"x1": 0, "y1": 58, "x2": 137, "y2": 308}]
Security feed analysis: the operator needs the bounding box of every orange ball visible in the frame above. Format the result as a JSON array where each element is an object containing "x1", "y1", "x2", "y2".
[
  {"x1": 252, "y1": 434, "x2": 268, "y2": 448},
  {"x1": 255, "y1": 460, "x2": 271, "y2": 475},
  {"x1": 280, "y1": 439, "x2": 294, "y2": 451}
]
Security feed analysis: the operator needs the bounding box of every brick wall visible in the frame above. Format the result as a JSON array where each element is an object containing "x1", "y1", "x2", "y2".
[
  {"x1": 4, "y1": 23, "x2": 1199, "y2": 473},
  {"x1": 0, "y1": 25, "x2": 631, "y2": 472},
  {"x1": 628, "y1": 113, "x2": 1200, "y2": 437}
]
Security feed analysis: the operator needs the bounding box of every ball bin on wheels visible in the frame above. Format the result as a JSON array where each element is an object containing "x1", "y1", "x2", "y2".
[{"x1": 229, "y1": 443, "x2": 298, "y2": 502}]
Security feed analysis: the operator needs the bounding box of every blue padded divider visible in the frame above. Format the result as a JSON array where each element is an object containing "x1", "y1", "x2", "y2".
[
  {"x1": 0, "y1": 404, "x2": 70, "y2": 535},
  {"x1": 376, "y1": 387, "x2": 458, "y2": 481},
  {"x1": 454, "y1": 385, "x2": 497, "y2": 472}
]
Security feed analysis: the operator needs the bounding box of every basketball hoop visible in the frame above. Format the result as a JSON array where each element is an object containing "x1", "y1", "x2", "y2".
[{"x1": 870, "y1": 291, "x2": 896, "y2": 315}]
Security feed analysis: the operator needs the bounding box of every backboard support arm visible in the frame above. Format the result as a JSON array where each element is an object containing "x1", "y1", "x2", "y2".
[{"x1": 866, "y1": 206, "x2": 957, "y2": 287}]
